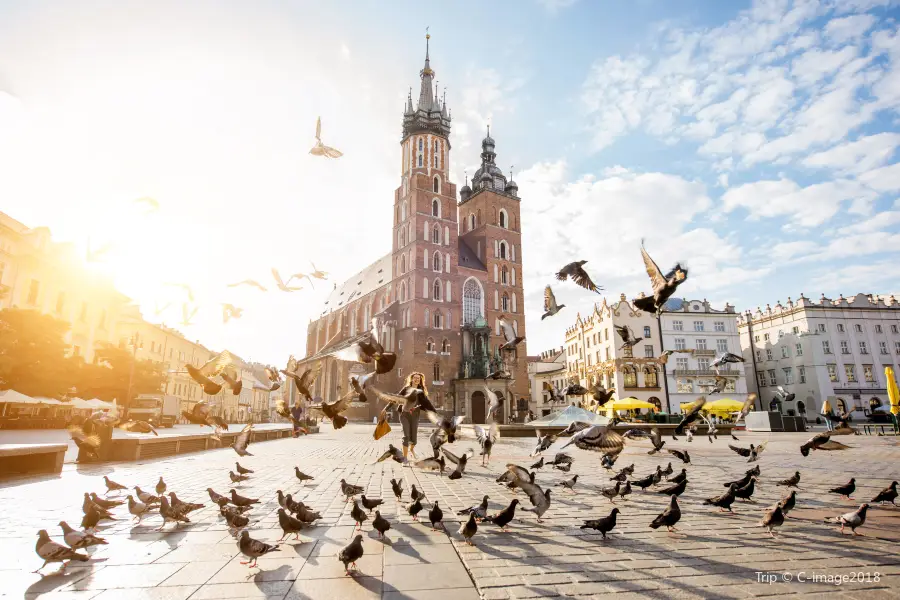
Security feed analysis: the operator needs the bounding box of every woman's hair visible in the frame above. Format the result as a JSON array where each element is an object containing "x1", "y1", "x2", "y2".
[{"x1": 404, "y1": 372, "x2": 428, "y2": 395}]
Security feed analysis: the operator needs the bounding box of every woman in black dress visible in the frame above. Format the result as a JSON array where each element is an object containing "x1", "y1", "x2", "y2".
[{"x1": 399, "y1": 372, "x2": 428, "y2": 460}]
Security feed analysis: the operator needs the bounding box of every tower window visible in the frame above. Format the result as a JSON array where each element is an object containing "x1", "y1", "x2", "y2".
[
  {"x1": 501, "y1": 266, "x2": 509, "y2": 285},
  {"x1": 433, "y1": 225, "x2": 440, "y2": 243},
  {"x1": 418, "y1": 138, "x2": 423, "y2": 151},
  {"x1": 499, "y1": 209, "x2": 507, "y2": 229},
  {"x1": 502, "y1": 293, "x2": 510, "y2": 312},
  {"x1": 499, "y1": 241, "x2": 507, "y2": 259},
  {"x1": 433, "y1": 279, "x2": 442, "y2": 301},
  {"x1": 433, "y1": 176, "x2": 440, "y2": 193},
  {"x1": 418, "y1": 155, "x2": 422, "y2": 167},
  {"x1": 432, "y1": 199, "x2": 440, "y2": 218},
  {"x1": 469, "y1": 214, "x2": 475, "y2": 231},
  {"x1": 433, "y1": 251, "x2": 442, "y2": 272},
  {"x1": 400, "y1": 255, "x2": 407, "y2": 274}
]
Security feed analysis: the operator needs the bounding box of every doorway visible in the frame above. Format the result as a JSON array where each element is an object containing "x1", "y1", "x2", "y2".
[{"x1": 471, "y1": 391, "x2": 486, "y2": 424}]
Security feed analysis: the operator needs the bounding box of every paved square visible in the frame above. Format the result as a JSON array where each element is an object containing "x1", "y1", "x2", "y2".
[{"x1": 3, "y1": 423, "x2": 899, "y2": 599}]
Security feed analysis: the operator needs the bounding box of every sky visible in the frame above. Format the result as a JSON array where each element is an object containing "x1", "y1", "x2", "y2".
[{"x1": 1, "y1": 0, "x2": 899, "y2": 365}]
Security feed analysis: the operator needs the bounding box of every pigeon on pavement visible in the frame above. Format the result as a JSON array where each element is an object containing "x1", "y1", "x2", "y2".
[
  {"x1": 230, "y1": 489, "x2": 260, "y2": 507},
  {"x1": 373, "y1": 511, "x2": 391, "y2": 538},
  {"x1": 777, "y1": 472, "x2": 801, "y2": 488},
  {"x1": 829, "y1": 504, "x2": 869, "y2": 536},
  {"x1": 429, "y1": 501, "x2": 444, "y2": 531},
  {"x1": 458, "y1": 512, "x2": 478, "y2": 546},
  {"x1": 458, "y1": 496, "x2": 490, "y2": 520},
  {"x1": 59, "y1": 521, "x2": 107, "y2": 549},
  {"x1": 338, "y1": 534, "x2": 364, "y2": 575},
  {"x1": 872, "y1": 481, "x2": 898, "y2": 506},
  {"x1": 157, "y1": 496, "x2": 190, "y2": 531},
  {"x1": 34, "y1": 530, "x2": 89, "y2": 573},
  {"x1": 581, "y1": 508, "x2": 619, "y2": 539},
  {"x1": 351, "y1": 500, "x2": 368, "y2": 530},
  {"x1": 483, "y1": 499, "x2": 519, "y2": 532},
  {"x1": 704, "y1": 485, "x2": 738, "y2": 513},
  {"x1": 238, "y1": 530, "x2": 279, "y2": 568},
  {"x1": 650, "y1": 495, "x2": 681, "y2": 533},
  {"x1": 829, "y1": 478, "x2": 856, "y2": 500},
  {"x1": 277, "y1": 508, "x2": 306, "y2": 541},
  {"x1": 759, "y1": 504, "x2": 785, "y2": 537}
]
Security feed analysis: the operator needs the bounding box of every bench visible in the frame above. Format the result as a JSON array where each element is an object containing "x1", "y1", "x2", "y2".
[{"x1": 0, "y1": 443, "x2": 68, "y2": 476}]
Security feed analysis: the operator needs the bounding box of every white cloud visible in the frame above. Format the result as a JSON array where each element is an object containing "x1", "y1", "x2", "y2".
[
  {"x1": 810, "y1": 259, "x2": 899, "y2": 292},
  {"x1": 802, "y1": 132, "x2": 900, "y2": 174},
  {"x1": 340, "y1": 43, "x2": 350, "y2": 59},
  {"x1": 768, "y1": 240, "x2": 821, "y2": 261},
  {"x1": 824, "y1": 14, "x2": 876, "y2": 44},
  {"x1": 858, "y1": 162, "x2": 900, "y2": 191},
  {"x1": 517, "y1": 161, "x2": 767, "y2": 351},
  {"x1": 579, "y1": 0, "x2": 898, "y2": 171},
  {"x1": 721, "y1": 178, "x2": 877, "y2": 226}
]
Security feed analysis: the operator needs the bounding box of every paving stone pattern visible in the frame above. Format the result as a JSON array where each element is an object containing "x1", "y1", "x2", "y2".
[{"x1": 1, "y1": 423, "x2": 899, "y2": 599}]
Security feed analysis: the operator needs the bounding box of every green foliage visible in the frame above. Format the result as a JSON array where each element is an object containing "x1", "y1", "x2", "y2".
[
  {"x1": 74, "y1": 345, "x2": 166, "y2": 402},
  {"x1": 0, "y1": 308, "x2": 166, "y2": 403},
  {"x1": 0, "y1": 308, "x2": 74, "y2": 398}
]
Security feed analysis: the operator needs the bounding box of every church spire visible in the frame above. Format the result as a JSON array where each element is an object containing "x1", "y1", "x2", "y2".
[
  {"x1": 417, "y1": 31, "x2": 436, "y2": 112},
  {"x1": 402, "y1": 31, "x2": 451, "y2": 140}
]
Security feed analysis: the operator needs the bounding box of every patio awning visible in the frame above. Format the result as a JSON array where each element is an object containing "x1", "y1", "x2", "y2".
[
  {"x1": 0, "y1": 389, "x2": 39, "y2": 404},
  {"x1": 607, "y1": 397, "x2": 656, "y2": 411}
]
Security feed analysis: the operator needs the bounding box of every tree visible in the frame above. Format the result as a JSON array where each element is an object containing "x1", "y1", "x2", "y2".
[
  {"x1": 0, "y1": 308, "x2": 75, "y2": 398},
  {"x1": 74, "y1": 345, "x2": 166, "y2": 404}
]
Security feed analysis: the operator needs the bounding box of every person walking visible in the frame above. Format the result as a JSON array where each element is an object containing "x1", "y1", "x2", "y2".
[
  {"x1": 821, "y1": 398, "x2": 834, "y2": 432},
  {"x1": 399, "y1": 372, "x2": 428, "y2": 460},
  {"x1": 290, "y1": 400, "x2": 304, "y2": 437}
]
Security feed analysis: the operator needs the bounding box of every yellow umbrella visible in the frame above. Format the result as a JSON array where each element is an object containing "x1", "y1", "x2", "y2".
[
  {"x1": 886, "y1": 366, "x2": 900, "y2": 416},
  {"x1": 705, "y1": 398, "x2": 745, "y2": 414},
  {"x1": 607, "y1": 397, "x2": 656, "y2": 411}
]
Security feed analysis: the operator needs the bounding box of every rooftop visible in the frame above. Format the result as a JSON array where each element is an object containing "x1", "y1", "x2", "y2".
[
  {"x1": 738, "y1": 292, "x2": 900, "y2": 325},
  {"x1": 320, "y1": 253, "x2": 393, "y2": 317},
  {"x1": 457, "y1": 239, "x2": 486, "y2": 272}
]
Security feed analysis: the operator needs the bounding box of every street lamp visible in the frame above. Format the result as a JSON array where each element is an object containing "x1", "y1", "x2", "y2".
[{"x1": 124, "y1": 332, "x2": 141, "y2": 420}]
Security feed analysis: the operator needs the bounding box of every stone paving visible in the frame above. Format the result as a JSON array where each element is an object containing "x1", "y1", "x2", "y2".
[{"x1": 1, "y1": 422, "x2": 899, "y2": 599}]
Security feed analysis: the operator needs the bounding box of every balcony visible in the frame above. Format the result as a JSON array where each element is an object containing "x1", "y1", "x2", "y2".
[{"x1": 673, "y1": 369, "x2": 740, "y2": 377}]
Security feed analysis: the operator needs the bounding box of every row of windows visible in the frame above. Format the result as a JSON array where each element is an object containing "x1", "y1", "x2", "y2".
[
  {"x1": 395, "y1": 221, "x2": 453, "y2": 248},
  {"x1": 672, "y1": 320, "x2": 726, "y2": 332},
  {"x1": 22, "y1": 280, "x2": 101, "y2": 328},
  {"x1": 425, "y1": 338, "x2": 451, "y2": 353},
  {"x1": 676, "y1": 378, "x2": 737, "y2": 393},
  {"x1": 755, "y1": 323, "x2": 900, "y2": 342},
  {"x1": 673, "y1": 338, "x2": 729, "y2": 352},
  {"x1": 463, "y1": 208, "x2": 516, "y2": 232}
]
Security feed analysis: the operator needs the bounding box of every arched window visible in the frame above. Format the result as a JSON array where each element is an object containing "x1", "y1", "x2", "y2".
[
  {"x1": 418, "y1": 138, "x2": 423, "y2": 151},
  {"x1": 426, "y1": 338, "x2": 435, "y2": 352},
  {"x1": 433, "y1": 225, "x2": 440, "y2": 244},
  {"x1": 432, "y1": 199, "x2": 440, "y2": 218},
  {"x1": 433, "y1": 311, "x2": 441, "y2": 328},
  {"x1": 433, "y1": 362, "x2": 441, "y2": 382},
  {"x1": 468, "y1": 214, "x2": 475, "y2": 231},
  {"x1": 499, "y1": 241, "x2": 507, "y2": 259},
  {"x1": 502, "y1": 293, "x2": 510, "y2": 312},
  {"x1": 350, "y1": 309, "x2": 358, "y2": 337},
  {"x1": 424, "y1": 309, "x2": 430, "y2": 328},
  {"x1": 624, "y1": 366, "x2": 637, "y2": 388},
  {"x1": 364, "y1": 303, "x2": 371, "y2": 328},
  {"x1": 399, "y1": 254, "x2": 406, "y2": 274},
  {"x1": 644, "y1": 366, "x2": 658, "y2": 388},
  {"x1": 433, "y1": 278, "x2": 442, "y2": 301},
  {"x1": 501, "y1": 266, "x2": 509, "y2": 285},
  {"x1": 433, "y1": 251, "x2": 442, "y2": 272},
  {"x1": 442, "y1": 338, "x2": 450, "y2": 352},
  {"x1": 398, "y1": 228, "x2": 406, "y2": 248},
  {"x1": 499, "y1": 209, "x2": 508, "y2": 229},
  {"x1": 463, "y1": 277, "x2": 484, "y2": 325},
  {"x1": 401, "y1": 201, "x2": 407, "y2": 221},
  {"x1": 418, "y1": 154, "x2": 423, "y2": 167},
  {"x1": 433, "y1": 176, "x2": 440, "y2": 193},
  {"x1": 399, "y1": 281, "x2": 408, "y2": 302}
]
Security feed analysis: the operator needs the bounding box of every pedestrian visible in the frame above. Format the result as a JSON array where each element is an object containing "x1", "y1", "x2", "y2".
[
  {"x1": 290, "y1": 400, "x2": 304, "y2": 437},
  {"x1": 399, "y1": 372, "x2": 428, "y2": 461},
  {"x1": 822, "y1": 398, "x2": 834, "y2": 432}
]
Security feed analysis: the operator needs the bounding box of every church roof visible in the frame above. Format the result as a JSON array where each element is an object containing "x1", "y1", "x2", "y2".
[
  {"x1": 320, "y1": 253, "x2": 393, "y2": 317},
  {"x1": 457, "y1": 239, "x2": 486, "y2": 272}
]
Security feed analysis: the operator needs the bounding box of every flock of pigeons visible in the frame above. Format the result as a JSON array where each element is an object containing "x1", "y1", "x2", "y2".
[{"x1": 39, "y1": 239, "x2": 898, "y2": 579}]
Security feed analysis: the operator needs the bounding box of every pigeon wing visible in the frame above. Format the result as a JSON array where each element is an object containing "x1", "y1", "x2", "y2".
[
  {"x1": 441, "y1": 447, "x2": 462, "y2": 465},
  {"x1": 234, "y1": 424, "x2": 252, "y2": 451},
  {"x1": 544, "y1": 285, "x2": 558, "y2": 312},
  {"x1": 640, "y1": 243, "x2": 667, "y2": 294}
]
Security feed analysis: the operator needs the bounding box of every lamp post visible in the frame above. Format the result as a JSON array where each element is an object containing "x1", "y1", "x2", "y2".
[{"x1": 124, "y1": 332, "x2": 141, "y2": 420}]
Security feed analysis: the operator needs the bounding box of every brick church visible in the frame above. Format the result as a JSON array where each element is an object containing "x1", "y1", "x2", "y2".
[{"x1": 296, "y1": 36, "x2": 529, "y2": 424}]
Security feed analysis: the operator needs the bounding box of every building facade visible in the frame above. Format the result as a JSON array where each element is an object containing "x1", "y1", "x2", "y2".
[
  {"x1": 661, "y1": 298, "x2": 751, "y2": 410},
  {"x1": 527, "y1": 347, "x2": 567, "y2": 417},
  {"x1": 564, "y1": 295, "x2": 666, "y2": 411},
  {"x1": 298, "y1": 37, "x2": 529, "y2": 424},
  {"x1": 737, "y1": 293, "x2": 900, "y2": 419},
  {"x1": 0, "y1": 211, "x2": 131, "y2": 362}
]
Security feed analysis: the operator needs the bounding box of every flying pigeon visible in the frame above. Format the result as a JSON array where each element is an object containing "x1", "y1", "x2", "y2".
[
  {"x1": 556, "y1": 260, "x2": 602, "y2": 293},
  {"x1": 614, "y1": 325, "x2": 643, "y2": 350},
  {"x1": 632, "y1": 241, "x2": 688, "y2": 315},
  {"x1": 474, "y1": 423, "x2": 500, "y2": 465},
  {"x1": 542, "y1": 285, "x2": 566, "y2": 319},
  {"x1": 227, "y1": 279, "x2": 268, "y2": 291},
  {"x1": 710, "y1": 352, "x2": 744, "y2": 374},
  {"x1": 498, "y1": 315, "x2": 525, "y2": 351},
  {"x1": 310, "y1": 116, "x2": 343, "y2": 158},
  {"x1": 232, "y1": 424, "x2": 253, "y2": 456}
]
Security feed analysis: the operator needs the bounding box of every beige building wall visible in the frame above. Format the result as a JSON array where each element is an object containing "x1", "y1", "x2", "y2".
[{"x1": 0, "y1": 212, "x2": 130, "y2": 362}]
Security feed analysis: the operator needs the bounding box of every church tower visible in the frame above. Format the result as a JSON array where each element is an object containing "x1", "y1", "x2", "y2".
[
  {"x1": 457, "y1": 128, "x2": 529, "y2": 407},
  {"x1": 390, "y1": 34, "x2": 460, "y2": 408}
]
